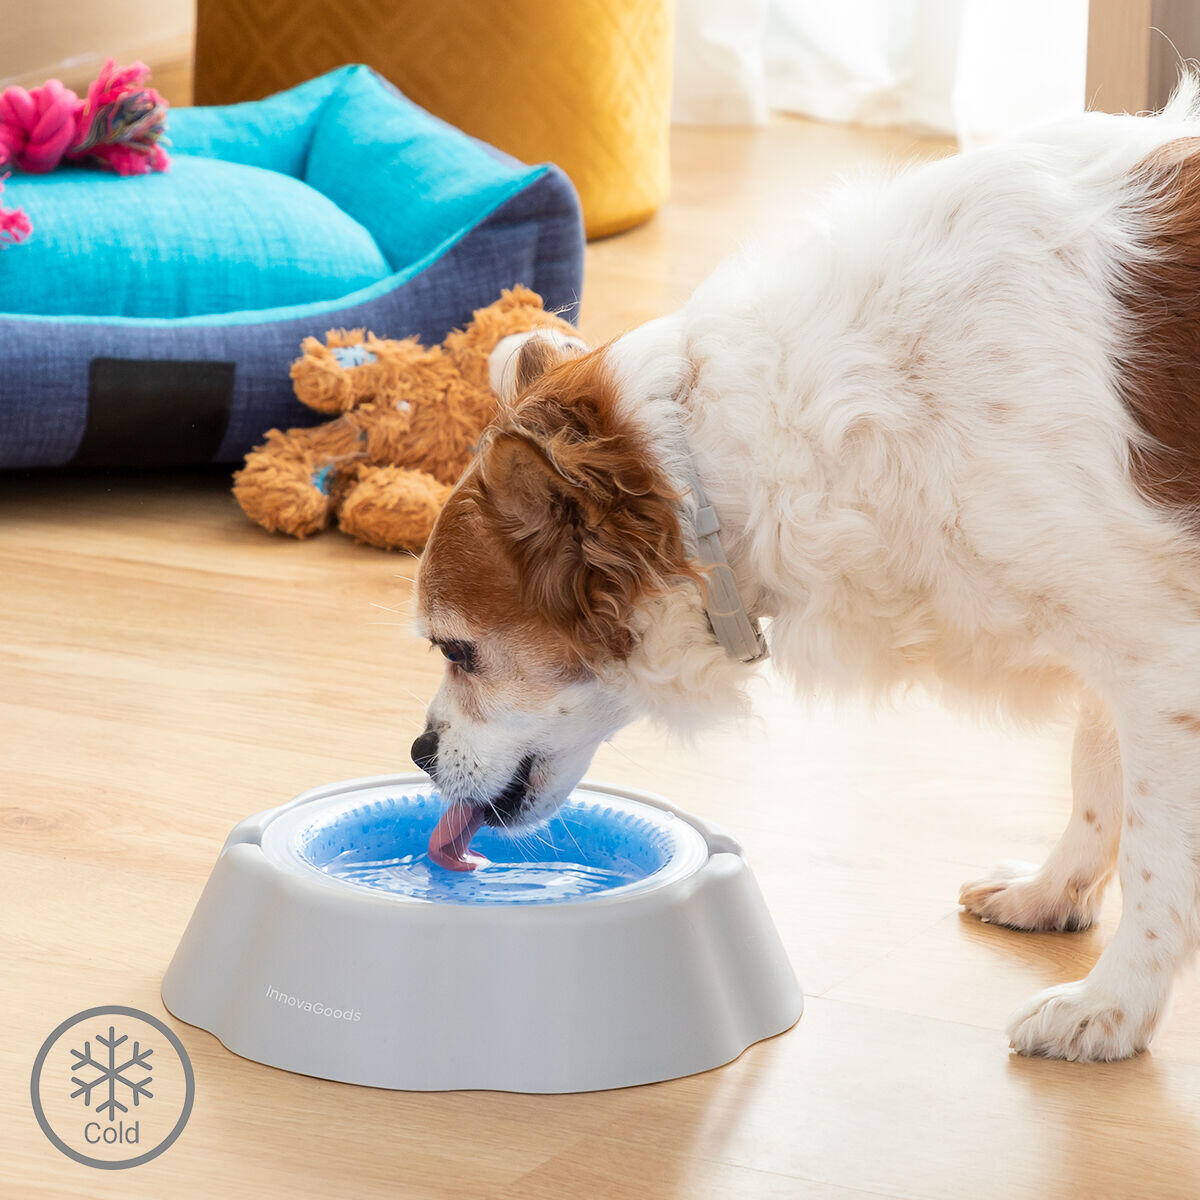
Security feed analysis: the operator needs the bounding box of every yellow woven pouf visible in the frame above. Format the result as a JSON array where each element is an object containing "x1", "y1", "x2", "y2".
[{"x1": 195, "y1": 0, "x2": 673, "y2": 239}]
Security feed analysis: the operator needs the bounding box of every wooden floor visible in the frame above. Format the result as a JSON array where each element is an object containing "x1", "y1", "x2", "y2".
[{"x1": 4, "y1": 109, "x2": 1200, "y2": 1200}]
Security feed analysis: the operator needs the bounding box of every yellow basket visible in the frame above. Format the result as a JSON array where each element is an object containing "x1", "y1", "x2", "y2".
[{"x1": 195, "y1": 0, "x2": 673, "y2": 239}]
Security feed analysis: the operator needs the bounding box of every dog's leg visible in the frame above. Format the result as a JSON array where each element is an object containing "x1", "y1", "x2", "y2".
[
  {"x1": 960, "y1": 694, "x2": 1120, "y2": 932},
  {"x1": 1007, "y1": 676, "x2": 1200, "y2": 1060}
]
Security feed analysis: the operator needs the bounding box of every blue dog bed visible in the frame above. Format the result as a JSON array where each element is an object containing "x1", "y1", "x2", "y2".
[{"x1": 0, "y1": 65, "x2": 583, "y2": 468}]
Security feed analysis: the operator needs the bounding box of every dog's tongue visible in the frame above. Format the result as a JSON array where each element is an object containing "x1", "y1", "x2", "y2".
[{"x1": 428, "y1": 803, "x2": 488, "y2": 871}]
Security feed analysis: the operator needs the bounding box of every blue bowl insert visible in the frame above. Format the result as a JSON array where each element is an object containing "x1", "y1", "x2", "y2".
[{"x1": 263, "y1": 785, "x2": 709, "y2": 906}]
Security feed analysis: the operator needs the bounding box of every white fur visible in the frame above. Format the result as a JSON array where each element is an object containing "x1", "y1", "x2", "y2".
[{"x1": 590, "y1": 81, "x2": 1200, "y2": 1061}]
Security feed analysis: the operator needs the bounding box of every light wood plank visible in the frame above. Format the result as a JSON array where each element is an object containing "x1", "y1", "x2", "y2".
[{"x1": 1087, "y1": 0, "x2": 1153, "y2": 113}]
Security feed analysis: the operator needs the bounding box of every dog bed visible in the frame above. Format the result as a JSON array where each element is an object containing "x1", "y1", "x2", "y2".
[{"x1": 0, "y1": 65, "x2": 583, "y2": 468}]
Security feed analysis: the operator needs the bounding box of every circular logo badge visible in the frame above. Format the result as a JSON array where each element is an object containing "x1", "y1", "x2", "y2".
[{"x1": 31, "y1": 1006, "x2": 194, "y2": 1170}]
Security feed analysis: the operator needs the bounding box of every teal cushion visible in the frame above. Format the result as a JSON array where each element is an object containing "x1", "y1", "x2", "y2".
[
  {"x1": 0, "y1": 155, "x2": 390, "y2": 318},
  {"x1": 303, "y1": 73, "x2": 542, "y2": 272}
]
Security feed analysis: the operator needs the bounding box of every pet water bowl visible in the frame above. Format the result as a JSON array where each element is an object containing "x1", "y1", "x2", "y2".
[{"x1": 162, "y1": 774, "x2": 802, "y2": 1092}]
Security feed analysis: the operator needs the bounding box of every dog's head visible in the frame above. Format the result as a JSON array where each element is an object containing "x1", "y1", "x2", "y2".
[{"x1": 413, "y1": 334, "x2": 695, "y2": 829}]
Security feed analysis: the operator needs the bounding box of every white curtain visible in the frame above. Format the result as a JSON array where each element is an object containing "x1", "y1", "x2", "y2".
[{"x1": 672, "y1": 0, "x2": 1090, "y2": 146}]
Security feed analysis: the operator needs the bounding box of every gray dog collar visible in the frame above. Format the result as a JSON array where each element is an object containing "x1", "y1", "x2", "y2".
[{"x1": 679, "y1": 460, "x2": 769, "y2": 664}]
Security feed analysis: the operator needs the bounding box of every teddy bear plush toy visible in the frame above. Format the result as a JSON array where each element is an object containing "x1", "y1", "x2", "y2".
[{"x1": 233, "y1": 287, "x2": 584, "y2": 552}]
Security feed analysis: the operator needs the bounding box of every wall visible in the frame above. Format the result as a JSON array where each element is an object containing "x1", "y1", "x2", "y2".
[{"x1": 0, "y1": 0, "x2": 194, "y2": 90}]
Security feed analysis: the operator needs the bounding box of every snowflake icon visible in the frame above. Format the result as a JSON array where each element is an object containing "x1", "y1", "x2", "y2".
[{"x1": 68, "y1": 1026, "x2": 154, "y2": 1121}]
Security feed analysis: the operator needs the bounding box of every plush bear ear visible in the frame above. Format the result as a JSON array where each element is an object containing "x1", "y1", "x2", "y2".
[{"x1": 291, "y1": 330, "x2": 390, "y2": 415}]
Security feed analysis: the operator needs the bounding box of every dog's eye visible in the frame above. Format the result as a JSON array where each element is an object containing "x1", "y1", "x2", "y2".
[{"x1": 438, "y1": 641, "x2": 477, "y2": 672}]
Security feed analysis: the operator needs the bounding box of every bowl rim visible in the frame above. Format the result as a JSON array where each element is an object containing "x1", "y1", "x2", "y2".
[{"x1": 245, "y1": 775, "x2": 740, "y2": 910}]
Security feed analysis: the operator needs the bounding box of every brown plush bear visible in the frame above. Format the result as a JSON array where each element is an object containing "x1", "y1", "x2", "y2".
[{"x1": 232, "y1": 287, "x2": 583, "y2": 552}]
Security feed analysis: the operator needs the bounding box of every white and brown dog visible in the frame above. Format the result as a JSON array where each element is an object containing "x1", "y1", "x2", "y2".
[{"x1": 413, "y1": 82, "x2": 1200, "y2": 1062}]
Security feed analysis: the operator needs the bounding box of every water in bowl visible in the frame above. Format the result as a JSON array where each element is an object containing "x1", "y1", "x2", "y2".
[
  {"x1": 323, "y1": 847, "x2": 638, "y2": 904},
  {"x1": 282, "y1": 788, "x2": 706, "y2": 906}
]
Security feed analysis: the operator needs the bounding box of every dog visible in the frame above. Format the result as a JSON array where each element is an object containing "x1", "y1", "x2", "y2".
[{"x1": 413, "y1": 79, "x2": 1200, "y2": 1062}]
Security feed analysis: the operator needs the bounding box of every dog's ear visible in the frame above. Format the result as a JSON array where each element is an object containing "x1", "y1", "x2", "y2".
[
  {"x1": 513, "y1": 336, "x2": 565, "y2": 394},
  {"x1": 492, "y1": 331, "x2": 588, "y2": 402},
  {"x1": 478, "y1": 386, "x2": 693, "y2": 661}
]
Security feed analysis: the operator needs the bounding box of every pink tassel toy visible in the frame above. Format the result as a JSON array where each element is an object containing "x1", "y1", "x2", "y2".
[
  {"x1": 0, "y1": 175, "x2": 32, "y2": 245},
  {"x1": 67, "y1": 60, "x2": 170, "y2": 175},
  {"x1": 0, "y1": 59, "x2": 169, "y2": 247}
]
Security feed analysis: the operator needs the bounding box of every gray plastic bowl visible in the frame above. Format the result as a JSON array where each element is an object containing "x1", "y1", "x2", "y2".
[{"x1": 162, "y1": 774, "x2": 802, "y2": 1092}]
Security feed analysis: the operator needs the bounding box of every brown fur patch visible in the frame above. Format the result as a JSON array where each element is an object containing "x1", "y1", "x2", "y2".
[
  {"x1": 1084, "y1": 808, "x2": 1097, "y2": 824},
  {"x1": 417, "y1": 483, "x2": 590, "y2": 710},
  {"x1": 469, "y1": 346, "x2": 697, "y2": 661},
  {"x1": 1114, "y1": 138, "x2": 1200, "y2": 519},
  {"x1": 511, "y1": 336, "x2": 571, "y2": 394},
  {"x1": 1170, "y1": 711, "x2": 1200, "y2": 734},
  {"x1": 420, "y1": 486, "x2": 529, "y2": 631}
]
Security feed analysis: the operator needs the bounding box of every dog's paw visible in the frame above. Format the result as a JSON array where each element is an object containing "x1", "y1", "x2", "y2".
[
  {"x1": 1007, "y1": 981, "x2": 1152, "y2": 1061},
  {"x1": 959, "y1": 860, "x2": 1101, "y2": 932}
]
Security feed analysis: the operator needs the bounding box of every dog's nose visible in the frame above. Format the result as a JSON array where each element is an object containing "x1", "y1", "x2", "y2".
[{"x1": 411, "y1": 729, "x2": 439, "y2": 776}]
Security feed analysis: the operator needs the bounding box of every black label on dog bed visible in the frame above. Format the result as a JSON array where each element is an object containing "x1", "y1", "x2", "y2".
[{"x1": 75, "y1": 358, "x2": 236, "y2": 467}]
